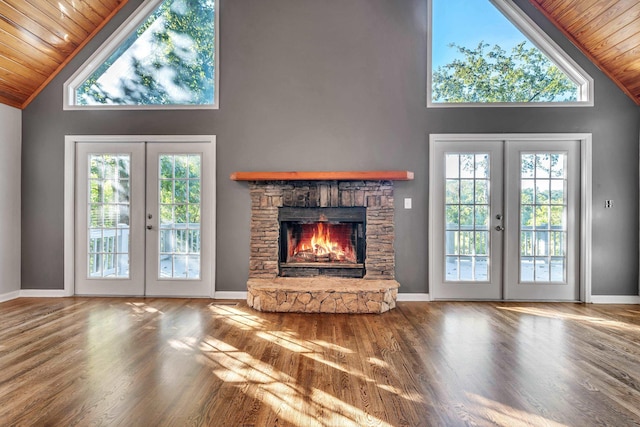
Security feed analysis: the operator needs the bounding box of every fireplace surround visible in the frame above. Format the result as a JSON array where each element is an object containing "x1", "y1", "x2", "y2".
[{"x1": 231, "y1": 171, "x2": 413, "y2": 314}]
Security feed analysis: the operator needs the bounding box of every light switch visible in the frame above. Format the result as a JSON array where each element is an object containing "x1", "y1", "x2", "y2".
[{"x1": 404, "y1": 198, "x2": 412, "y2": 209}]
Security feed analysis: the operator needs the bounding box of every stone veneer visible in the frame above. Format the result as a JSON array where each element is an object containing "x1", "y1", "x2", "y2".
[
  {"x1": 247, "y1": 278, "x2": 399, "y2": 314},
  {"x1": 246, "y1": 180, "x2": 399, "y2": 313}
]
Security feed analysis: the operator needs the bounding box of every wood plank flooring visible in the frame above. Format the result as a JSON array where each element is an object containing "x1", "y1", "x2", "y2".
[{"x1": 1, "y1": 298, "x2": 639, "y2": 426}]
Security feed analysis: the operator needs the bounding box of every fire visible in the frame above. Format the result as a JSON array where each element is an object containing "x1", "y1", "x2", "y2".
[
  {"x1": 289, "y1": 222, "x2": 356, "y2": 263},
  {"x1": 309, "y1": 223, "x2": 339, "y2": 256}
]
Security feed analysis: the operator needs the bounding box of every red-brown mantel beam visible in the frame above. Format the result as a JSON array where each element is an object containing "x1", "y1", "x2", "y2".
[{"x1": 230, "y1": 171, "x2": 414, "y2": 181}]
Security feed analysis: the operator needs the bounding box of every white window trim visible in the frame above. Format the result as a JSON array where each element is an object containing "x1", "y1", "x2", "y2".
[
  {"x1": 427, "y1": 0, "x2": 594, "y2": 108},
  {"x1": 63, "y1": 0, "x2": 220, "y2": 110}
]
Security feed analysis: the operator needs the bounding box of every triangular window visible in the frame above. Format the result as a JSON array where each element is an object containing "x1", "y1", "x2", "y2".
[
  {"x1": 429, "y1": 0, "x2": 592, "y2": 106},
  {"x1": 64, "y1": 0, "x2": 218, "y2": 109}
]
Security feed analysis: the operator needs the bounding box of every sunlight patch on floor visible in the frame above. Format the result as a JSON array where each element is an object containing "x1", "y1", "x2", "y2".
[
  {"x1": 467, "y1": 393, "x2": 571, "y2": 427},
  {"x1": 126, "y1": 302, "x2": 162, "y2": 314},
  {"x1": 256, "y1": 331, "x2": 316, "y2": 353},
  {"x1": 367, "y1": 357, "x2": 390, "y2": 368},
  {"x1": 193, "y1": 305, "x2": 422, "y2": 425},
  {"x1": 167, "y1": 336, "x2": 199, "y2": 353},
  {"x1": 497, "y1": 306, "x2": 640, "y2": 332},
  {"x1": 208, "y1": 304, "x2": 268, "y2": 330},
  {"x1": 197, "y1": 334, "x2": 393, "y2": 426},
  {"x1": 211, "y1": 305, "x2": 422, "y2": 402},
  {"x1": 310, "y1": 339, "x2": 355, "y2": 353}
]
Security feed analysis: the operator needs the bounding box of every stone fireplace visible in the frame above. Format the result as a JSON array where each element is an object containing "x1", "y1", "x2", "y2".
[{"x1": 231, "y1": 171, "x2": 413, "y2": 314}]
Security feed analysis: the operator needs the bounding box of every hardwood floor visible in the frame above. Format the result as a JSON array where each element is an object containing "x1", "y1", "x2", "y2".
[{"x1": 1, "y1": 298, "x2": 639, "y2": 426}]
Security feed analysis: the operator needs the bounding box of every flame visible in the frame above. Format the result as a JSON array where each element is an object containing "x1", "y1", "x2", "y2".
[{"x1": 289, "y1": 223, "x2": 356, "y2": 263}]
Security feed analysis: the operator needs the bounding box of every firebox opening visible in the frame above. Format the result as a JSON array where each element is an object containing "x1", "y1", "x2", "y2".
[
  {"x1": 279, "y1": 207, "x2": 365, "y2": 278},
  {"x1": 286, "y1": 222, "x2": 357, "y2": 263}
]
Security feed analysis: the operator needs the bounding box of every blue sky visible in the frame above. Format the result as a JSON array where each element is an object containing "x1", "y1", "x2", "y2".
[{"x1": 432, "y1": 0, "x2": 528, "y2": 68}]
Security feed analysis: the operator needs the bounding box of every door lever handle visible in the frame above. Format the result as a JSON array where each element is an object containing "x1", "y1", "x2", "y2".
[{"x1": 495, "y1": 225, "x2": 504, "y2": 231}]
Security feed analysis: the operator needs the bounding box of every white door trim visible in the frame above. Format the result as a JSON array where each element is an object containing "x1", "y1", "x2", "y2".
[
  {"x1": 428, "y1": 133, "x2": 592, "y2": 302},
  {"x1": 64, "y1": 135, "x2": 217, "y2": 297}
]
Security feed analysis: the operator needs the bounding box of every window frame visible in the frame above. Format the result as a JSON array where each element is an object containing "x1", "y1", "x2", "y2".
[
  {"x1": 63, "y1": 0, "x2": 219, "y2": 111},
  {"x1": 427, "y1": 0, "x2": 593, "y2": 108}
]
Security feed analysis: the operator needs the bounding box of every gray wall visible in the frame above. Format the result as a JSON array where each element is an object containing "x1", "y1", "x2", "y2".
[
  {"x1": 22, "y1": 0, "x2": 640, "y2": 296},
  {"x1": 0, "y1": 104, "x2": 21, "y2": 299}
]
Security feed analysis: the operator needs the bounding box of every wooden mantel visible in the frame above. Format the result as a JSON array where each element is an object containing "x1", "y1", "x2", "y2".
[{"x1": 230, "y1": 170, "x2": 414, "y2": 181}]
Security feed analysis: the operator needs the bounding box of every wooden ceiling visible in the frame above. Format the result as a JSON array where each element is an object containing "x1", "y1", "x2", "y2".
[
  {"x1": 0, "y1": 0, "x2": 128, "y2": 109},
  {"x1": 1, "y1": 0, "x2": 640, "y2": 108},
  {"x1": 530, "y1": 0, "x2": 640, "y2": 105}
]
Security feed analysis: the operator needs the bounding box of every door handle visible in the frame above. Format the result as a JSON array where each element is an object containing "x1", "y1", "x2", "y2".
[
  {"x1": 495, "y1": 225, "x2": 504, "y2": 231},
  {"x1": 146, "y1": 225, "x2": 153, "y2": 230}
]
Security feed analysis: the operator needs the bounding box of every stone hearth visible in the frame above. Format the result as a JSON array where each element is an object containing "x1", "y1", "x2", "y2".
[
  {"x1": 247, "y1": 277, "x2": 400, "y2": 314},
  {"x1": 232, "y1": 171, "x2": 413, "y2": 314}
]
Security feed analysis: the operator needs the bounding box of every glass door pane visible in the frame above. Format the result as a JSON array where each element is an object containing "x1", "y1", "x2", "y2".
[
  {"x1": 88, "y1": 154, "x2": 131, "y2": 278},
  {"x1": 445, "y1": 153, "x2": 491, "y2": 282},
  {"x1": 519, "y1": 153, "x2": 567, "y2": 283},
  {"x1": 158, "y1": 154, "x2": 202, "y2": 279}
]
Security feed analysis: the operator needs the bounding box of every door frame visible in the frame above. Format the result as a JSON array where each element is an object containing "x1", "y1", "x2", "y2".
[
  {"x1": 428, "y1": 133, "x2": 592, "y2": 302},
  {"x1": 64, "y1": 135, "x2": 216, "y2": 297}
]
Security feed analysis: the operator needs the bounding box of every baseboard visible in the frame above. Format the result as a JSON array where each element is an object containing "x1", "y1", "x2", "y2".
[
  {"x1": 0, "y1": 290, "x2": 20, "y2": 303},
  {"x1": 16, "y1": 290, "x2": 634, "y2": 304},
  {"x1": 20, "y1": 289, "x2": 70, "y2": 298},
  {"x1": 214, "y1": 291, "x2": 247, "y2": 300},
  {"x1": 397, "y1": 293, "x2": 431, "y2": 302},
  {"x1": 590, "y1": 295, "x2": 640, "y2": 304}
]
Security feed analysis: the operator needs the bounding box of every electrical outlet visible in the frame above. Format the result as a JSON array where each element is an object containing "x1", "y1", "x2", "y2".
[
  {"x1": 605, "y1": 200, "x2": 613, "y2": 208},
  {"x1": 404, "y1": 198, "x2": 412, "y2": 209}
]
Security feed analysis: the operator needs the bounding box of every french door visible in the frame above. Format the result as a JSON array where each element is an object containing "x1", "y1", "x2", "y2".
[
  {"x1": 75, "y1": 141, "x2": 214, "y2": 297},
  {"x1": 430, "y1": 136, "x2": 580, "y2": 301}
]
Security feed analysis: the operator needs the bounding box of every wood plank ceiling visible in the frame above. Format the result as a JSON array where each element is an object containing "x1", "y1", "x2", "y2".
[
  {"x1": 529, "y1": 0, "x2": 640, "y2": 105},
  {"x1": 1, "y1": 1, "x2": 640, "y2": 108},
  {"x1": 0, "y1": 0, "x2": 127, "y2": 109}
]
